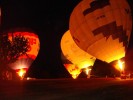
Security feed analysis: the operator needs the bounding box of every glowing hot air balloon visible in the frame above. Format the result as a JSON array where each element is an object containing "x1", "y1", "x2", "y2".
[
  {"x1": 61, "y1": 30, "x2": 96, "y2": 69},
  {"x1": 69, "y1": 0, "x2": 132, "y2": 63},
  {"x1": 7, "y1": 28, "x2": 40, "y2": 79},
  {"x1": 61, "y1": 53, "x2": 82, "y2": 79}
]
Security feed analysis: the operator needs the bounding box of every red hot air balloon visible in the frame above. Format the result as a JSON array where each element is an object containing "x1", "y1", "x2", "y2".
[{"x1": 7, "y1": 28, "x2": 40, "y2": 79}]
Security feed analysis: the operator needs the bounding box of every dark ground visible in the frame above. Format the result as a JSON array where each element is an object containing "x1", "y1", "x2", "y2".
[{"x1": 0, "y1": 78, "x2": 133, "y2": 100}]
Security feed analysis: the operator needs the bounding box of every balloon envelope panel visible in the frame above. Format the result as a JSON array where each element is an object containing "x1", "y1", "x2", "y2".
[{"x1": 69, "y1": 0, "x2": 132, "y2": 63}]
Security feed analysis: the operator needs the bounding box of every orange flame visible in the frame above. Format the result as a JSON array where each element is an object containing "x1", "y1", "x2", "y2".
[
  {"x1": 16, "y1": 68, "x2": 27, "y2": 79},
  {"x1": 114, "y1": 60, "x2": 125, "y2": 72}
]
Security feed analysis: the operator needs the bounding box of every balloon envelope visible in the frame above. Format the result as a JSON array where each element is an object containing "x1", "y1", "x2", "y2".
[
  {"x1": 69, "y1": 0, "x2": 132, "y2": 63},
  {"x1": 61, "y1": 30, "x2": 96, "y2": 69},
  {"x1": 7, "y1": 28, "x2": 40, "y2": 70}
]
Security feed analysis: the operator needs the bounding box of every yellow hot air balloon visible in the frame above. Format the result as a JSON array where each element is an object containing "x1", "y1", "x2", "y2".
[
  {"x1": 61, "y1": 53, "x2": 82, "y2": 79},
  {"x1": 7, "y1": 28, "x2": 40, "y2": 79},
  {"x1": 69, "y1": 0, "x2": 132, "y2": 63},
  {"x1": 61, "y1": 30, "x2": 96, "y2": 69}
]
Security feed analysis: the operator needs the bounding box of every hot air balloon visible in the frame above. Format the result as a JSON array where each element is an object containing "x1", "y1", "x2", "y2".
[
  {"x1": 61, "y1": 30, "x2": 96, "y2": 78},
  {"x1": 61, "y1": 52, "x2": 82, "y2": 79},
  {"x1": 61, "y1": 30, "x2": 96, "y2": 69},
  {"x1": 6, "y1": 28, "x2": 40, "y2": 79},
  {"x1": 69, "y1": 0, "x2": 132, "y2": 63}
]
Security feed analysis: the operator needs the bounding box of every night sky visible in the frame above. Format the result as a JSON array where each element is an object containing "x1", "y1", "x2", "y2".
[{"x1": 1, "y1": 0, "x2": 133, "y2": 78}]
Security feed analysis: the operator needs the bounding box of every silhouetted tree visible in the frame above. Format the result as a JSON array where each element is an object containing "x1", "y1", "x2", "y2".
[{"x1": 0, "y1": 34, "x2": 30, "y2": 80}]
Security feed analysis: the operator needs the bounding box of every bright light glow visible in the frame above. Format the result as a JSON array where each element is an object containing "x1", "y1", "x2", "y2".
[
  {"x1": 9, "y1": 58, "x2": 31, "y2": 70},
  {"x1": 27, "y1": 77, "x2": 36, "y2": 80},
  {"x1": 78, "y1": 61, "x2": 92, "y2": 69},
  {"x1": 82, "y1": 67, "x2": 92, "y2": 78},
  {"x1": 84, "y1": 68, "x2": 91, "y2": 75},
  {"x1": 118, "y1": 60, "x2": 125, "y2": 71},
  {"x1": 72, "y1": 74, "x2": 79, "y2": 79},
  {"x1": 114, "y1": 60, "x2": 125, "y2": 72},
  {"x1": 16, "y1": 68, "x2": 27, "y2": 79},
  {"x1": 18, "y1": 69, "x2": 25, "y2": 77}
]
